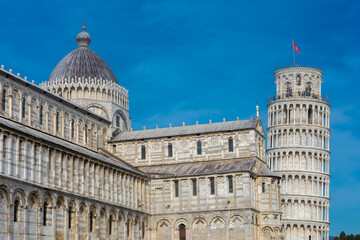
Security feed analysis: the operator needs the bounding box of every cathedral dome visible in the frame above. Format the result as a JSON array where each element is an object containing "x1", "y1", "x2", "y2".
[{"x1": 48, "y1": 26, "x2": 118, "y2": 84}]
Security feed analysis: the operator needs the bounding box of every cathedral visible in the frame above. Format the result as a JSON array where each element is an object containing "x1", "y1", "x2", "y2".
[{"x1": 0, "y1": 26, "x2": 330, "y2": 240}]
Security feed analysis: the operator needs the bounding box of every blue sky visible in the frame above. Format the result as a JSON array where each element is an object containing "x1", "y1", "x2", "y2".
[{"x1": 0, "y1": 0, "x2": 359, "y2": 235}]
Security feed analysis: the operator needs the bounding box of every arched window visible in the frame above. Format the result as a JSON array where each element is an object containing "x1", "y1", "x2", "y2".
[
  {"x1": 2, "y1": 135, "x2": 7, "y2": 158},
  {"x1": 39, "y1": 105, "x2": 44, "y2": 125},
  {"x1": 305, "y1": 82, "x2": 312, "y2": 96},
  {"x1": 68, "y1": 207, "x2": 73, "y2": 229},
  {"x1": 14, "y1": 199, "x2": 19, "y2": 222},
  {"x1": 192, "y1": 179, "x2": 197, "y2": 196},
  {"x1": 142, "y1": 221, "x2": 146, "y2": 239},
  {"x1": 174, "y1": 180, "x2": 179, "y2": 197},
  {"x1": 115, "y1": 115, "x2": 120, "y2": 128},
  {"x1": 168, "y1": 143, "x2": 173, "y2": 157},
  {"x1": 109, "y1": 215, "x2": 113, "y2": 235},
  {"x1": 90, "y1": 211, "x2": 94, "y2": 232},
  {"x1": 85, "y1": 124, "x2": 88, "y2": 143},
  {"x1": 1, "y1": 89, "x2": 6, "y2": 111},
  {"x1": 21, "y1": 97, "x2": 26, "y2": 118},
  {"x1": 228, "y1": 175, "x2": 233, "y2": 193},
  {"x1": 97, "y1": 134, "x2": 100, "y2": 148},
  {"x1": 19, "y1": 140, "x2": 23, "y2": 164},
  {"x1": 43, "y1": 202, "x2": 48, "y2": 226},
  {"x1": 210, "y1": 177, "x2": 215, "y2": 195},
  {"x1": 71, "y1": 120, "x2": 75, "y2": 138},
  {"x1": 141, "y1": 145, "x2": 146, "y2": 159},
  {"x1": 283, "y1": 105, "x2": 288, "y2": 123},
  {"x1": 48, "y1": 149, "x2": 53, "y2": 170},
  {"x1": 197, "y1": 140, "x2": 202, "y2": 155},
  {"x1": 56, "y1": 113, "x2": 59, "y2": 132},
  {"x1": 11, "y1": 138, "x2": 15, "y2": 162},
  {"x1": 34, "y1": 145, "x2": 39, "y2": 176},
  {"x1": 228, "y1": 137, "x2": 234, "y2": 152},
  {"x1": 308, "y1": 107, "x2": 313, "y2": 124},
  {"x1": 261, "y1": 182, "x2": 266, "y2": 193},
  {"x1": 289, "y1": 109, "x2": 292, "y2": 123},
  {"x1": 179, "y1": 224, "x2": 186, "y2": 240},
  {"x1": 286, "y1": 83, "x2": 292, "y2": 96},
  {"x1": 126, "y1": 219, "x2": 131, "y2": 237}
]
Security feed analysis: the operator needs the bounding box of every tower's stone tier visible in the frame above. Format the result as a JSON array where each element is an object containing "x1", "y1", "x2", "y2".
[
  {"x1": 267, "y1": 99, "x2": 330, "y2": 129},
  {"x1": 282, "y1": 221, "x2": 329, "y2": 240},
  {"x1": 267, "y1": 67, "x2": 331, "y2": 240},
  {"x1": 281, "y1": 196, "x2": 329, "y2": 223},
  {"x1": 267, "y1": 149, "x2": 330, "y2": 174},
  {"x1": 279, "y1": 172, "x2": 329, "y2": 197}
]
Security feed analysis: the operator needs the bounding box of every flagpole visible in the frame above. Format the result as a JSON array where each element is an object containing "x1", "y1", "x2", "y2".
[{"x1": 292, "y1": 39, "x2": 295, "y2": 67}]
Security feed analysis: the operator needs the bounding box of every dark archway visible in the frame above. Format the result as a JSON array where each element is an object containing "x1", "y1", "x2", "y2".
[
  {"x1": 112, "y1": 109, "x2": 129, "y2": 131},
  {"x1": 308, "y1": 107, "x2": 313, "y2": 124},
  {"x1": 179, "y1": 224, "x2": 186, "y2": 240}
]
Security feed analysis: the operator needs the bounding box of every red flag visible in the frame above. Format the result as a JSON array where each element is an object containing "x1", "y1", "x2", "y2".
[{"x1": 293, "y1": 40, "x2": 300, "y2": 53}]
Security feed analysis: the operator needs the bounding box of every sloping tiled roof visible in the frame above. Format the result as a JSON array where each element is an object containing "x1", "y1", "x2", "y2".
[
  {"x1": 0, "y1": 117, "x2": 146, "y2": 177},
  {"x1": 111, "y1": 119, "x2": 259, "y2": 142},
  {"x1": 138, "y1": 158, "x2": 279, "y2": 179},
  {"x1": 258, "y1": 164, "x2": 280, "y2": 177}
]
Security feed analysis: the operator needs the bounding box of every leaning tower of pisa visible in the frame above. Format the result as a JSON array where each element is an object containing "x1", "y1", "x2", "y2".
[{"x1": 267, "y1": 67, "x2": 331, "y2": 240}]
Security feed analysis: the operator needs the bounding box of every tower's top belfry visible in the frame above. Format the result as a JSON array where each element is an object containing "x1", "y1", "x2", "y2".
[{"x1": 272, "y1": 67, "x2": 324, "y2": 102}]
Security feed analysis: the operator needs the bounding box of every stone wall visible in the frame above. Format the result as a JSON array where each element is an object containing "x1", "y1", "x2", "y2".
[
  {"x1": 0, "y1": 121, "x2": 149, "y2": 211},
  {"x1": 41, "y1": 79, "x2": 131, "y2": 132},
  {"x1": 0, "y1": 177, "x2": 149, "y2": 240},
  {"x1": 148, "y1": 173, "x2": 283, "y2": 240},
  {"x1": 0, "y1": 115, "x2": 150, "y2": 239},
  {"x1": 152, "y1": 211, "x2": 253, "y2": 240},
  {"x1": 150, "y1": 173, "x2": 253, "y2": 214},
  {"x1": 0, "y1": 67, "x2": 111, "y2": 151},
  {"x1": 113, "y1": 129, "x2": 265, "y2": 166}
]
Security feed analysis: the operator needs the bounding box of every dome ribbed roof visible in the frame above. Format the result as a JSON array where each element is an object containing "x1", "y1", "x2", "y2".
[{"x1": 48, "y1": 27, "x2": 118, "y2": 84}]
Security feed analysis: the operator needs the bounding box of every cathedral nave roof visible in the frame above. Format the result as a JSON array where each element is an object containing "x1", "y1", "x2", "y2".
[
  {"x1": 111, "y1": 118, "x2": 260, "y2": 142},
  {"x1": 138, "y1": 158, "x2": 279, "y2": 178}
]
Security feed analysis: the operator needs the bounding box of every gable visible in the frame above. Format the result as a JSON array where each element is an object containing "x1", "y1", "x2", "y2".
[{"x1": 255, "y1": 120, "x2": 265, "y2": 136}]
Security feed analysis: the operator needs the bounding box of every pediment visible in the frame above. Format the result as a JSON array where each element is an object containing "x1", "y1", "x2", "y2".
[{"x1": 255, "y1": 120, "x2": 265, "y2": 136}]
